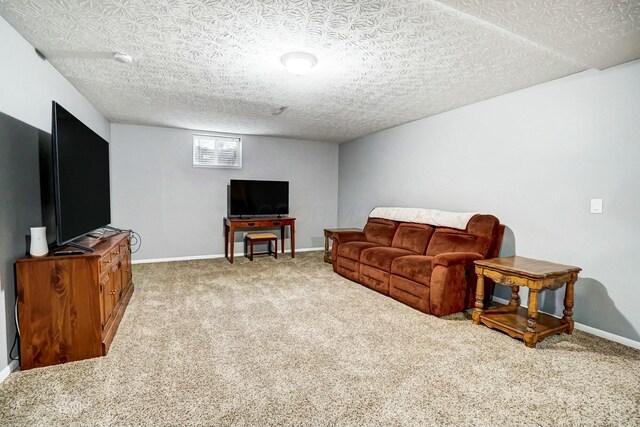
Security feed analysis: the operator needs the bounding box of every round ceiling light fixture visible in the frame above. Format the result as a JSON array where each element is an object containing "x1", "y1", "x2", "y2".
[
  {"x1": 280, "y1": 51, "x2": 318, "y2": 76},
  {"x1": 113, "y1": 52, "x2": 133, "y2": 64}
]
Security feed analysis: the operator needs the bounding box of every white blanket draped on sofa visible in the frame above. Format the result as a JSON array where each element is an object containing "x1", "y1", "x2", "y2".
[{"x1": 369, "y1": 207, "x2": 478, "y2": 230}]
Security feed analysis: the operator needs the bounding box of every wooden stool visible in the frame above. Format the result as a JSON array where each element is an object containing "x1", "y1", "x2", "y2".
[{"x1": 244, "y1": 233, "x2": 278, "y2": 261}]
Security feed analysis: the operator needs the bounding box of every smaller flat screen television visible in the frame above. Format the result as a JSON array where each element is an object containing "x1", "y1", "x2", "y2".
[
  {"x1": 51, "y1": 102, "x2": 111, "y2": 245},
  {"x1": 229, "y1": 180, "x2": 289, "y2": 217}
]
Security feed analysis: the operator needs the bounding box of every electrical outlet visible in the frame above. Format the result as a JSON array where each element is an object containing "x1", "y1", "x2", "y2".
[{"x1": 590, "y1": 199, "x2": 603, "y2": 214}]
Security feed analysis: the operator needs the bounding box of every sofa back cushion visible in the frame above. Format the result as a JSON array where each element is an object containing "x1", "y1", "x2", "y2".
[
  {"x1": 391, "y1": 223, "x2": 434, "y2": 254},
  {"x1": 426, "y1": 214, "x2": 500, "y2": 257},
  {"x1": 425, "y1": 231, "x2": 479, "y2": 256},
  {"x1": 466, "y1": 214, "x2": 500, "y2": 243},
  {"x1": 363, "y1": 218, "x2": 398, "y2": 246}
]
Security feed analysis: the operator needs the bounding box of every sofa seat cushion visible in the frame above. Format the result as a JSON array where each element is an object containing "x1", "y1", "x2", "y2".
[
  {"x1": 391, "y1": 255, "x2": 434, "y2": 285},
  {"x1": 391, "y1": 223, "x2": 434, "y2": 254},
  {"x1": 337, "y1": 241, "x2": 381, "y2": 262},
  {"x1": 360, "y1": 247, "x2": 415, "y2": 271}
]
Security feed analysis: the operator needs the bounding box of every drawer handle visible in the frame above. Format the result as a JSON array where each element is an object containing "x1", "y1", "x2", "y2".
[
  {"x1": 273, "y1": 221, "x2": 280, "y2": 225},
  {"x1": 248, "y1": 222, "x2": 255, "y2": 226}
]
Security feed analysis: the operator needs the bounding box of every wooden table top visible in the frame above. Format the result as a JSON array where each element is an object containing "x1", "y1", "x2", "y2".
[{"x1": 474, "y1": 256, "x2": 581, "y2": 279}]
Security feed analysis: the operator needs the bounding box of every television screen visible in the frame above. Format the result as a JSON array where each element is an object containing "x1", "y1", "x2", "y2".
[
  {"x1": 229, "y1": 180, "x2": 289, "y2": 217},
  {"x1": 52, "y1": 102, "x2": 111, "y2": 245}
]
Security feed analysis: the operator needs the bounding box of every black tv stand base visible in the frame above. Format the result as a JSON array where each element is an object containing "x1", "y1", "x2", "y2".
[{"x1": 67, "y1": 241, "x2": 95, "y2": 253}]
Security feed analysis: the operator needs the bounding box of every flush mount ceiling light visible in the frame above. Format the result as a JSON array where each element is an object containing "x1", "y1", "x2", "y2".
[
  {"x1": 280, "y1": 51, "x2": 318, "y2": 76},
  {"x1": 113, "y1": 52, "x2": 133, "y2": 64}
]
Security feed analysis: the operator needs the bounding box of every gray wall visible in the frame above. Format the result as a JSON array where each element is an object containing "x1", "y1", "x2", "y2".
[
  {"x1": 338, "y1": 60, "x2": 640, "y2": 343},
  {"x1": 0, "y1": 16, "x2": 110, "y2": 375},
  {"x1": 110, "y1": 124, "x2": 338, "y2": 261}
]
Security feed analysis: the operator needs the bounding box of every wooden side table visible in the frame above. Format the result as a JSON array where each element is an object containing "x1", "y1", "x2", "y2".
[
  {"x1": 323, "y1": 228, "x2": 362, "y2": 263},
  {"x1": 472, "y1": 256, "x2": 581, "y2": 348}
]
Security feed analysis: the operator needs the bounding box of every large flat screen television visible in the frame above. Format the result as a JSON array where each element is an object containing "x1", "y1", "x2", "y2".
[
  {"x1": 229, "y1": 179, "x2": 289, "y2": 217},
  {"x1": 51, "y1": 102, "x2": 111, "y2": 246}
]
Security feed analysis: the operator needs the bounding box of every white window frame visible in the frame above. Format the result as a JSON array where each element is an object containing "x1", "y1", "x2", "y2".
[{"x1": 193, "y1": 133, "x2": 242, "y2": 169}]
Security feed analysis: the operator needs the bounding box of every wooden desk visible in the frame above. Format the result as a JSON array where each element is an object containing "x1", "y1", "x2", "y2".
[
  {"x1": 472, "y1": 256, "x2": 581, "y2": 348},
  {"x1": 323, "y1": 228, "x2": 362, "y2": 263},
  {"x1": 224, "y1": 217, "x2": 295, "y2": 263}
]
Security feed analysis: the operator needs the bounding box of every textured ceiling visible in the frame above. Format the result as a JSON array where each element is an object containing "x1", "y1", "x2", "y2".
[{"x1": 1, "y1": 0, "x2": 639, "y2": 143}]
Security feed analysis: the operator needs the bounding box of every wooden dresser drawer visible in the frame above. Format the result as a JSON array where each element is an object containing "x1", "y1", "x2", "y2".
[
  {"x1": 111, "y1": 245, "x2": 121, "y2": 258},
  {"x1": 99, "y1": 253, "x2": 111, "y2": 276}
]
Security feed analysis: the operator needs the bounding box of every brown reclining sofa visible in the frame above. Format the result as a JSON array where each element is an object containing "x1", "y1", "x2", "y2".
[{"x1": 331, "y1": 210, "x2": 504, "y2": 317}]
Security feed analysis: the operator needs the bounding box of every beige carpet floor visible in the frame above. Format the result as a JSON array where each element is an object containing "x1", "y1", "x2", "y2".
[{"x1": 1, "y1": 251, "x2": 639, "y2": 426}]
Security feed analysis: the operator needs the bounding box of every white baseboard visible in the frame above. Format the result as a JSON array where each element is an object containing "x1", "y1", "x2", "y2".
[
  {"x1": 132, "y1": 247, "x2": 324, "y2": 265},
  {"x1": 492, "y1": 296, "x2": 640, "y2": 350},
  {"x1": 0, "y1": 360, "x2": 19, "y2": 384}
]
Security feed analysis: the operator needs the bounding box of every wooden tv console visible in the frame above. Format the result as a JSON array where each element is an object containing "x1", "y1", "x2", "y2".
[{"x1": 16, "y1": 232, "x2": 133, "y2": 370}]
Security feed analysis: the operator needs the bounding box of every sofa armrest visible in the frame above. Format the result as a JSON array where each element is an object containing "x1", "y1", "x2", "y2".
[
  {"x1": 332, "y1": 231, "x2": 367, "y2": 244},
  {"x1": 432, "y1": 252, "x2": 483, "y2": 268}
]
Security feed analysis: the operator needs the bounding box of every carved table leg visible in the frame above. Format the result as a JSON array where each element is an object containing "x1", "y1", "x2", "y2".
[
  {"x1": 509, "y1": 286, "x2": 520, "y2": 307},
  {"x1": 472, "y1": 273, "x2": 485, "y2": 325},
  {"x1": 524, "y1": 288, "x2": 539, "y2": 348},
  {"x1": 562, "y1": 277, "x2": 576, "y2": 334}
]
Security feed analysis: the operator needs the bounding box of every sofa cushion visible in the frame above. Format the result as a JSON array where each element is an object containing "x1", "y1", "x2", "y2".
[
  {"x1": 363, "y1": 218, "x2": 398, "y2": 246},
  {"x1": 391, "y1": 255, "x2": 434, "y2": 285},
  {"x1": 360, "y1": 247, "x2": 415, "y2": 271},
  {"x1": 467, "y1": 214, "x2": 500, "y2": 241},
  {"x1": 338, "y1": 241, "x2": 380, "y2": 261},
  {"x1": 391, "y1": 223, "x2": 434, "y2": 254},
  {"x1": 425, "y1": 231, "x2": 479, "y2": 256},
  {"x1": 425, "y1": 214, "x2": 500, "y2": 257}
]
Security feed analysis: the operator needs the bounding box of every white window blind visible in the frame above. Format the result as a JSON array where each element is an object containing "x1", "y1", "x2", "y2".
[{"x1": 193, "y1": 134, "x2": 242, "y2": 168}]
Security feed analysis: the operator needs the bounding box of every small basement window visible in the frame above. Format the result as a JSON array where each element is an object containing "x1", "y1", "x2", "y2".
[{"x1": 193, "y1": 134, "x2": 242, "y2": 168}]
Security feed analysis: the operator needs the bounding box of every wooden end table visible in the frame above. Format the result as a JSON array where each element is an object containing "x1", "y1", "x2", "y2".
[
  {"x1": 472, "y1": 256, "x2": 581, "y2": 348},
  {"x1": 323, "y1": 228, "x2": 362, "y2": 263}
]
